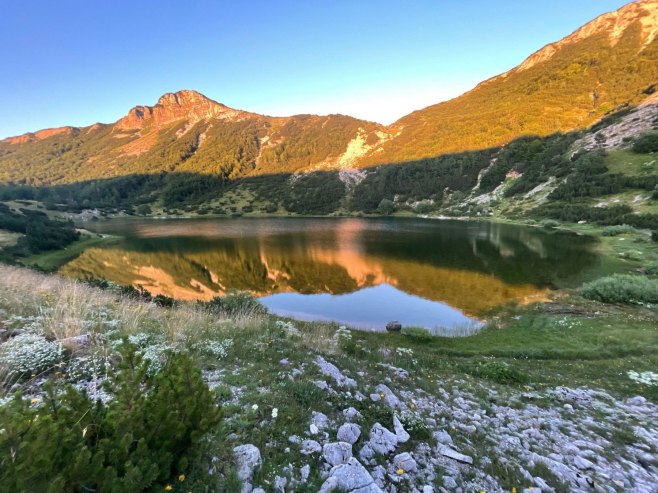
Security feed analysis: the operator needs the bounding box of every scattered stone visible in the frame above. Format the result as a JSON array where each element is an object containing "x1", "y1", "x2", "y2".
[
  {"x1": 443, "y1": 476, "x2": 458, "y2": 489},
  {"x1": 627, "y1": 396, "x2": 647, "y2": 406},
  {"x1": 343, "y1": 407, "x2": 363, "y2": 422},
  {"x1": 313, "y1": 380, "x2": 330, "y2": 391},
  {"x1": 378, "y1": 363, "x2": 410, "y2": 379},
  {"x1": 274, "y1": 475, "x2": 287, "y2": 492},
  {"x1": 392, "y1": 452, "x2": 417, "y2": 473},
  {"x1": 312, "y1": 411, "x2": 329, "y2": 430},
  {"x1": 318, "y1": 457, "x2": 383, "y2": 493},
  {"x1": 437, "y1": 445, "x2": 473, "y2": 465},
  {"x1": 392, "y1": 416, "x2": 410, "y2": 443},
  {"x1": 310, "y1": 423, "x2": 319, "y2": 435},
  {"x1": 338, "y1": 423, "x2": 362, "y2": 444},
  {"x1": 359, "y1": 443, "x2": 375, "y2": 463},
  {"x1": 423, "y1": 486, "x2": 435, "y2": 493},
  {"x1": 301, "y1": 439, "x2": 322, "y2": 455},
  {"x1": 323, "y1": 441, "x2": 353, "y2": 466},
  {"x1": 279, "y1": 358, "x2": 290, "y2": 366},
  {"x1": 315, "y1": 356, "x2": 357, "y2": 388},
  {"x1": 433, "y1": 430, "x2": 453, "y2": 445},
  {"x1": 386, "y1": 321, "x2": 402, "y2": 332},
  {"x1": 574, "y1": 456, "x2": 595, "y2": 470},
  {"x1": 369, "y1": 423, "x2": 399, "y2": 455},
  {"x1": 375, "y1": 384, "x2": 402, "y2": 409},
  {"x1": 233, "y1": 444, "x2": 262, "y2": 482},
  {"x1": 300, "y1": 464, "x2": 310, "y2": 483},
  {"x1": 59, "y1": 333, "x2": 91, "y2": 353}
]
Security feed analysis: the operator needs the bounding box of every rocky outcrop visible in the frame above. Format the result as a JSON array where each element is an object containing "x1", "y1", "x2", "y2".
[{"x1": 115, "y1": 89, "x2": 250, "y2": 130}]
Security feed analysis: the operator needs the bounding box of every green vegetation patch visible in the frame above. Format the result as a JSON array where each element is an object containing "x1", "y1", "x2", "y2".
[{"x1": 580, "y1": 274, "x2": 658, "y2": 304}]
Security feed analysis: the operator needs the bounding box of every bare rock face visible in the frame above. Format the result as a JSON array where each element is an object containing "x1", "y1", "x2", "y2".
[{"x1": 115, "y1": 89, "x2": 249, "y2": 130}]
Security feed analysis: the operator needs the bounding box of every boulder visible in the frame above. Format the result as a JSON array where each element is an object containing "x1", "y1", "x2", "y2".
[
  {"x1": 369, "y1": 423, "x2": 399, "y2": 455},
  {"x1": 392, "y1": 452, "x2": 417, "y2": 473},
  {"x1": 337, "y1": 423, "x2": 362, "y2": 444},
  {"x1": 233, "y1": 444, "x2": 262, "y2": 481},
  {"x1": 392, "y1": 416, "x2": 410, "y2": 443},
  {"x1": 300, "y1": 439, "x2": 322, "y2": 455},
  {"x1": 323, "y1": 442, "x2": 353, "y2": 466},
  {"x1": 385, "y1": 321, "x2": 402, "y2": 332},
  {"x1": 318, "y1": 457, "x2": 383, "y2": 493}
]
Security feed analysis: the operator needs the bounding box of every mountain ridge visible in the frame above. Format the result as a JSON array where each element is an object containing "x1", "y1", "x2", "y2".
[{"x1": 0, "y1": 0, "x2": 657, "y2": 186}]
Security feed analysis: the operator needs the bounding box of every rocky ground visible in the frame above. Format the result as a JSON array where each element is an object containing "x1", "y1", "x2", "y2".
[{"x1": 208, "y1": 350, "x2": 658, "y2": 493}]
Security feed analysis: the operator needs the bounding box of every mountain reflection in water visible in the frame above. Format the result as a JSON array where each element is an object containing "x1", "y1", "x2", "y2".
[{"x1": 62, "y1": 218, "x2": 599, "y2": 331}]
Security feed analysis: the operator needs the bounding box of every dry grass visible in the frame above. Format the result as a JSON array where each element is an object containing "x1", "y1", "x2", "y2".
[{"x1": 0, "y1": 264, "x2": 265, "y2": 346}]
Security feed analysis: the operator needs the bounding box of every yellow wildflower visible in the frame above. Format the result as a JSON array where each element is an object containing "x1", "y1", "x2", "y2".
[
  {"x1": 396, "y1": 468, "x2": 404, "y2": 475},
  {"x1": 178, "y1": 474, "x2": 185, "y2": 481},
  {"x1": 164, "y1": 486, "x2": 172, "y2": 491}
]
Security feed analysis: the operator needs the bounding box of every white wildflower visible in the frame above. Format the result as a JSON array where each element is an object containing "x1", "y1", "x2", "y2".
[
  {"x1": 272, "y1": 407, "x2": 278, "y2": 419},
  {"x1": 628, "y1": 370, "x2": 658, "y2": 386},
  {"x1": 0, "y1": 333, "x2": 63, "y2": 375},
  {"x1": 276, "y1": 320, "x2": 301, "y2": 337},
  {"x1": 252, "y1": 404, "x2": 259, "y2": 411}
]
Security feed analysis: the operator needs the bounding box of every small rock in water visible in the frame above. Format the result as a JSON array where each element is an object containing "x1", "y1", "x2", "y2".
[{"x1": 386, "y1": 321, "x2": 402, "y2": 332}]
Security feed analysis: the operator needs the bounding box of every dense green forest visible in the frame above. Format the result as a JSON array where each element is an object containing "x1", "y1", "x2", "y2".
[{"x1": 0, "y1": 204, "x2": 79, "y2": 261}]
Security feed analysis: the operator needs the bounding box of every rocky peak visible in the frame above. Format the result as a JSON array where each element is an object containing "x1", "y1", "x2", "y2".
[
  {"x1": 115, "y1": 89, "x2": 248, "y2": 131},
  {"x1": 514, "y1": 0, "x2": 658, "y2": 74}
]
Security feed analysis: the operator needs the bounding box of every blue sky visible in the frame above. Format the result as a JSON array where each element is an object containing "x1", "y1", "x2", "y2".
[{"x1": 0, "y1": 0, "x2": 628, "y2": 138}]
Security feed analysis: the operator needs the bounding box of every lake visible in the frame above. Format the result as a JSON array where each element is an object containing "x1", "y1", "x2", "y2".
[{"x1": 62, "y1": 217, "x2": 600, "y2": 333}]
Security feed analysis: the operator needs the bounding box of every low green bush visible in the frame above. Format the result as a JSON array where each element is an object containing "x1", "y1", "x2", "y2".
[
  {"x1": 643, "y1": 263, "x2": 658, "y2": 277},
  {"x1": 632, "y1": 131, "x2": 658, "y2": 154},
  {"x1": 580, "y1": 274, "x2": 658, "y2": 304},
  {"x1": 204, "y1": 290, "x2": 267, "y2": 317},
  {"x1": 0, "y1": 344, "x2": 222, "y2": 492},
  {"x1": 465, "y1": 359, "x2": 528, "y2": 384},
  {"x1": 601, "y1": 224, "x2": 636, "y2": 236},
  {"x1": 540, "y1": 219, "x2": 559, "y2": 229}
]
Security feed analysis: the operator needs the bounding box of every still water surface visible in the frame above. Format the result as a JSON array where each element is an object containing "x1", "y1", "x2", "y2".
[{"x1": 62, "y1": 218, "x2": 600, "y2": 332}]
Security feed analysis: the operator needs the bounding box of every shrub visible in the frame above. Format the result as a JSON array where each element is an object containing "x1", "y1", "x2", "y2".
[
  {"x1": 652, "y1": 230, "x2": 658, "y2": 242},
  {"x1": 0, "y1": 344, "x2": 222, "y2": 492},
  {"x1": 632, "y1": 131, "x2": 658, "y2": 154},
  {"x1": 644, "y1": 262, "x2": 658, "y2": 276},
  {"x1": 204, "y1": 290, "x2": 267, "y2": 317},
  {"x1": 465, "y1": 359, "x2": 528, "y2": 384},
  {"x1": 377, "y1": 199, "x2": 395, "y2": 216},
  {"x1": 540, "y1": 219, "x2": 559, "y2": 229},
  {"x1": 580, "y1": 274, "x2": 658, "y2": 304},
  {"x1": 400, "y1": 326, "x2": 433, "y2": 342},
  {"x1": 601, "y1": 224, "x2": 636, "y2": 236},
  {"x1": 0, "y1": 333, "x2": 64, "y2": 377}
]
